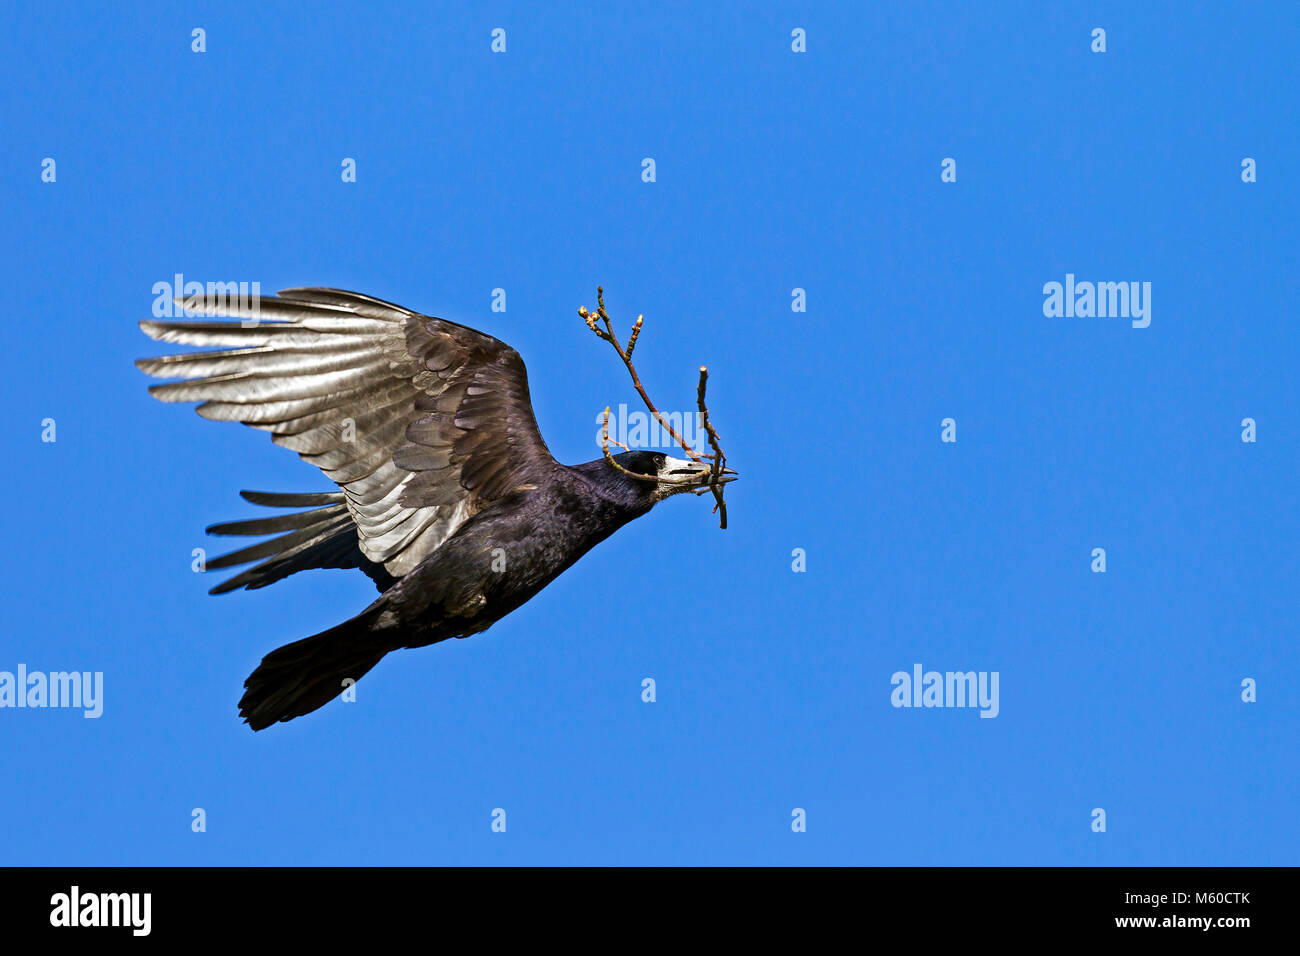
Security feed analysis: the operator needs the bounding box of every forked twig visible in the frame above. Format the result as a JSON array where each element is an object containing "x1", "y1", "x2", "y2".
[
  {"x1": 580, "y1": 287, "x2": 731, "y2": 529},
  {"x1": 580, "y1": 288, "x2": 702, "y2": 461}
]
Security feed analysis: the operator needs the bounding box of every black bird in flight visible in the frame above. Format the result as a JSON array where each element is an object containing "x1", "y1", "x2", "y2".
[{"x1": 138, "y1": 288, "x2": 736, "y2": 730}]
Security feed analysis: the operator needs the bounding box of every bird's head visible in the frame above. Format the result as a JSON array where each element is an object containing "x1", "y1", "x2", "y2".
[{"x1": 610, "y1": 450, "x2": 738, "y2": 504}]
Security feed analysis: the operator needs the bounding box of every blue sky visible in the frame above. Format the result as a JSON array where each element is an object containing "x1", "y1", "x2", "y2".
[{"x1": 1, "y1": 1, "x2": 1295, "y2": 865}]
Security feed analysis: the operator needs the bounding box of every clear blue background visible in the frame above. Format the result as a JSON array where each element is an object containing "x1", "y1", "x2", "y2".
[{"x1": 1, "y1": 1, "x2": 1295, "y2": 865}]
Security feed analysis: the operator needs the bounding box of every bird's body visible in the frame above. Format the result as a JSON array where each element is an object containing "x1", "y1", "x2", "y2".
[
  {"x1": 380, "y1": 460, "x2": 659, "y2": 649},
  {"x1": 138, "y1": 288, "x2": 731, "y2": 729}
]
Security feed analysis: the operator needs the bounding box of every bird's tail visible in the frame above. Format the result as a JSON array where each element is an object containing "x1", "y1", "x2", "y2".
[{"x1": 239, "y1": 604, "x2": 391, "y2": 731}]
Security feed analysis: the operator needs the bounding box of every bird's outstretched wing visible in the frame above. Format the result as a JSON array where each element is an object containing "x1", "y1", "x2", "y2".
[{"x1": 138, "y1": 288, "x2": 555, "y2": 583}]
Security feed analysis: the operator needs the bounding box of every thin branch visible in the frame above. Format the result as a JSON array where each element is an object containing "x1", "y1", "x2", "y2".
[
  {"x1": 580, "y1": 287, "x2": 732, "y2": 528},
  {"x1": 697, "y1": 366, "x2": 728, "y2": 530},
  {"x1": 579, "y1": 287, "x2": 702, "y2": 463}
]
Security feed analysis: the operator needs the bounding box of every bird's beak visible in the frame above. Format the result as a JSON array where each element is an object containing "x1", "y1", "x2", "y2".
[{"x1": 662, "y1": 458, "x2": 736, "y2": 489}]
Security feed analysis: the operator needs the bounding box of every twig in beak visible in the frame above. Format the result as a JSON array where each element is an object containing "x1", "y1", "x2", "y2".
[{"x1": 580, "y1": 287, "x2": 733, "y2": 528}]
